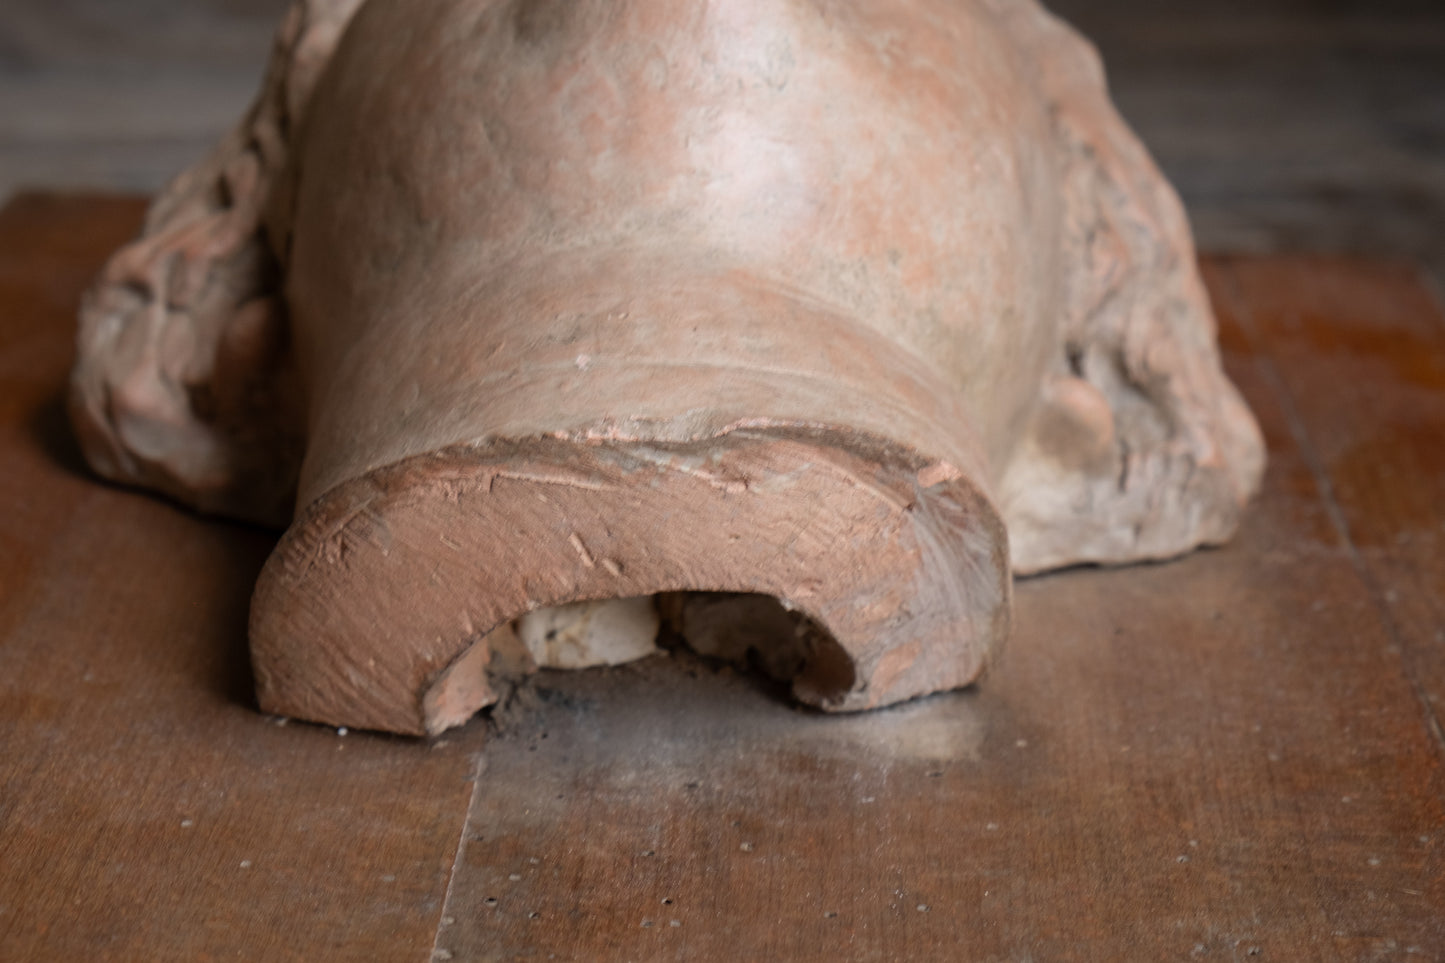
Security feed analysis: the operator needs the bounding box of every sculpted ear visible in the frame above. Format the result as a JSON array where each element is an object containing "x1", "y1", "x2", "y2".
[
  {"x1": 68, "y1": 0, "x2": 364, "y2": 525},
  {"x1": 993, "y1": 1, "x2": 1265, "y2": 573}
]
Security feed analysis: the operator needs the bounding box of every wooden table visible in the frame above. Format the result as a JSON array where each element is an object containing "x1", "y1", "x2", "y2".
[{"x1": 2, "y1": 193, "x2": 1442, "y2": 961}]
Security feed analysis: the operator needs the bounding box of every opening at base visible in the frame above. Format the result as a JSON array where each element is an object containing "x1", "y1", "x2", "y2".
[
  {"x1": 425, "y1": 591, "x2": 857, "y2": 734},
  {"x1": 252, "y1": 427, "x2": 1008, "y2": 736}
]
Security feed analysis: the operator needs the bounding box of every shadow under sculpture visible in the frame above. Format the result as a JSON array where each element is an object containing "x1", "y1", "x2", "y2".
[{"x1": 68, "y1": 0, "x2": 1264, "y2": 735}]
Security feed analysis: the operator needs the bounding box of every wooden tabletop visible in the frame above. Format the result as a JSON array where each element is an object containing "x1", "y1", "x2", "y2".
[{"x1": 1, "y1": 193, "x2": 1442, "y2": 961}]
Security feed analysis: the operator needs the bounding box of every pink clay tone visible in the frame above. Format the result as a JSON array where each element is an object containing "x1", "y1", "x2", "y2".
[{"x1": 70, "y1": 0, "x2": 1263, "y2": 735}]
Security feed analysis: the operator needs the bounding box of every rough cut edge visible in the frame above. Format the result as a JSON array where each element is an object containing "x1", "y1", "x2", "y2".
[
  {"x1": 66, "y1": 0, "x2": 363, "y2": 526},
  {"x1": 251, "y1": 426, "x2": 1011, "y2": 735},
  {"x1": 993, "y1": 0, "x2": 1266, "y2": 573}
]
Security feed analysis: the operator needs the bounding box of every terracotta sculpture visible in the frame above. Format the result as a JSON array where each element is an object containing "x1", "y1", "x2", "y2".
[{"x1": 70, "y1": 0, "x2": 1264, "y2": 735}]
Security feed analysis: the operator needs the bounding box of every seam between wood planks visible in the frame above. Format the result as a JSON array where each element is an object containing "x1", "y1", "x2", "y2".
[
  {"x1": 430, "y1": 753, "x2": 487, "y2": 963},
  {"x1": 1216, "y1": 257, "x2": 1445, "y2": 763},
  {"x1": 1210, "y1": 260, "x2": 1389, "y2": 963},
  {"x1": 1421, "y1": 262, "x2": 1445, "y2": 340}
]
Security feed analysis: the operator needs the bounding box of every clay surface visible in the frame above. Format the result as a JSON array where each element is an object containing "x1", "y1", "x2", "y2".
[{"x1": 70, "y1": 0, "x2": 1263, "y2": 734}]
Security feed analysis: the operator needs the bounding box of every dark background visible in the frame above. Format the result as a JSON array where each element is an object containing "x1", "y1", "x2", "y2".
[{"x1": 3, "y1": 0, "x2": 1442, "y2": 279}]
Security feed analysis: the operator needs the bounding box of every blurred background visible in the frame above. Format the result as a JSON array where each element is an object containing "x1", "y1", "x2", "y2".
[{"x1": 2, "y1": 0, "x2": 1442, "y2": 279}]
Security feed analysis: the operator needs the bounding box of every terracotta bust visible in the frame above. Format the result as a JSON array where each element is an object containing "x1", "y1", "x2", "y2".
[{"x1": 70, "y1": 0, "x2": 1263, "y2": 734}]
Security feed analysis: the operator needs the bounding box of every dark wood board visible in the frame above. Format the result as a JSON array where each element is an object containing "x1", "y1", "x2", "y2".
[
  {"x1": 0, "y1": 194, "x2": 488, "y2": 962},
  {"x1": 1, "y1": 194, "x2": 1442, "y2": 961},
  {"x1": 1206, "y1": 256, "x2": 1445, "y2": 747},
  {"x1": 438, "y1": 263, "x2": 1445, "y2": 960}
]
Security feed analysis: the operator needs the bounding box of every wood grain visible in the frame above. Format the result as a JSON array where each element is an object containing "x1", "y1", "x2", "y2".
[
  {"x1": 1207, "y1": 256, "x2": 1445, "y2": 745},
  {"x1": 2, "y1": 194, "x2": 1443, "y2": 961},
  {"x1": 437, "y1": 262, "x2": 1445, "y2": 960},
  {"x1": 0, "y1": 194, "x2": 487, "y2": 962}
]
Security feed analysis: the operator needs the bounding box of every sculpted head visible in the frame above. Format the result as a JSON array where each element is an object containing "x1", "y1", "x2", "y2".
[{"x1": 71, "y1": 0, "x2": 1262, "y2": 733}]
